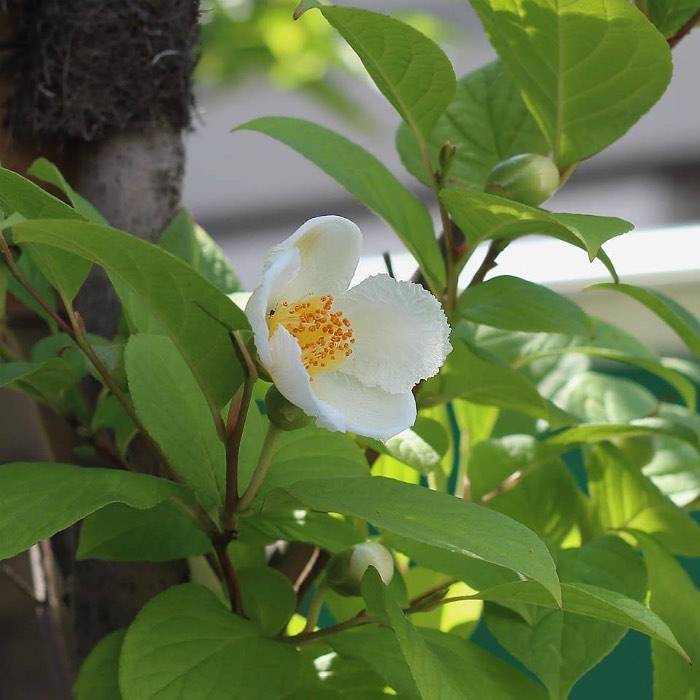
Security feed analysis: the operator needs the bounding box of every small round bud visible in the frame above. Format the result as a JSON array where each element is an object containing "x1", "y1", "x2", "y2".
[
  {"x1": 327, "y1": 542, "x2": 395, "y2": 597},
  {"x1": 265, "y1": 385, "x2": 311, "y2": 431},
  {"x1": 613, "y1": 435, "x2": 656, "y2": 469},
  {"x1": 485, "y1": 153, "x2": 560, "y2": 207}
]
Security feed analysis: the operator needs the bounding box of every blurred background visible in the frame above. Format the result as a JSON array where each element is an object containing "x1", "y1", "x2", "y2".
[{"x1": 1, "y1": 0, "x2": 699, "y2": 697}]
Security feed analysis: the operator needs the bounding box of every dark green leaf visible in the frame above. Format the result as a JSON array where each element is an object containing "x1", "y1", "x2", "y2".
[
  {"x1": 0, "y1": 462, "x2": 189, "y2": 560},
  {"x1": 397, "y1": 61, "x2": 548, "y2": 189},
  {"x1": 458, "y1": 275, "x2": 591, "y2": 335},
  {"x1": 647, "y1": 0, "x2": 700, "y2": 36},
  {"x1": 77, "y1": 503, "x2": 210, "y2": 562},
  {"x1": 74, "y1": 629, "x2": 125, "y2": 700},
  {"x1": 119, "y1": 584, "x2": 301, "y2": 700},
  {"x1": 277, "y1": 475, "x2": 561, "y2": 604},
  {"x1": 0, "y1": 358, "x2": 82, "y2": 410},
  {"x1": 236, "y1": 117, "x2": 444, "y2": 292},
  {"x1": 238, "y1": 567, "x2": 297, "y2": 637}
]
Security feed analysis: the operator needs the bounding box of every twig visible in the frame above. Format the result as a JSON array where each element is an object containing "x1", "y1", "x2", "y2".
[
  {"x1": 668, "y1": 9, "x2": 700, "y2": 48},
  {"x1": 213, "y1": 539, "x2": 244, "y2": 615},
  {"x1": 235, "y1": 422, "x2": 282, "y2": 513},
  {"x1": 1, "y1": 562, "x2": 41, "y2": 604},
  {"x1": 468, "y1": 238, "x2": 507, "y2": 288}
]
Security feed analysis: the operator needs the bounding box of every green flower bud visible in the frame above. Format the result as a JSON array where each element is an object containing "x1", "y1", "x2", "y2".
[
  {"x1": 264, "y1": 385, "x2": 311, "y2": 431},
  {"x1": 613, "y1": 435, "x2": 656, "y2": 469},
  {"x1": 327, "y1": 542, "x2": 394, "y2": 597},
  {"x1": 485, "y1": 153, "x2": 560, "y2": 207}
]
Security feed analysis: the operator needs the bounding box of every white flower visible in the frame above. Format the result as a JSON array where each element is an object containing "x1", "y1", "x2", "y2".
[{"x1": 246, "y1": 216, "x2": 452, "y2": 441}]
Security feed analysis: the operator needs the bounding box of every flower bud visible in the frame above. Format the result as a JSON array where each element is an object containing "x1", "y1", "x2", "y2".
[
  {"x1": 485, "y1": 153, "x2": 560, "y2": 207},
  {"x1": 265, "y1": 385, "x2": 311, "y2": 431},
  {"x1": 327, "y1": 542, "x2": 394, "y2": 597}
]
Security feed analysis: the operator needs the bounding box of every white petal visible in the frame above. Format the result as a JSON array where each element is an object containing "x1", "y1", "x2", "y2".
[
  {"x1": 264, "y1": 216, "x2": 361, "y2": 301},
  {"x1": 246, "y1": 248, "x2": 300, "y2": 368},
  {"x1": 311, "y1": 371, "x2": 417, "y2": 441},
  {"x1": 267, "y1": 325, "x2": 346, "y2": 433},
  {"x1": 337, "y1": 275, "x2": 452, "y2": 394}
]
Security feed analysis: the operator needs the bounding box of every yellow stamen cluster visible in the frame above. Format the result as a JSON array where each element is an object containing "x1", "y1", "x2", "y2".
[{"x1": 268, "y1": 294, "x2": 354, "y2": 376}]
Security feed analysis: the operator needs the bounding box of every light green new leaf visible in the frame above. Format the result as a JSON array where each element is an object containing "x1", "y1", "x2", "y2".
[
  {"x1": 74, "y1": 628, "x2": 126, "y2": 700},
  {"x1": 125, "y1": 334, "x2": 225, "y2": 514},
  {"x1": 279, "y1": 475, "x2": 561, "y2": 604},
  {"x1": 418, "y1": 339, "x2": 549, "y2": 420},
  {"x1": 11, "y1": 219, "x2": 247, "y2": 408},
  {"x1": 590, "y1": 283, "x2": 700, "y2": 359},
  {"x1": 586, "y1": 443, "x2": 700, "y2": 556},
  {"x1": 0, "y1": 462, "x2": 190, "y2": 560},
  {"x1": 458, "y1": 275, "x2": 591, "y2": 335},
  {"x1": 635, "y1": 533, "x2": 700, "y2": 699},
  {"x1": 159, "y1": 210, "x2": 241, "y2": 294},
  {"x1": 314, "y1": 5, "x2": 455, "y2": 143},
  {"x1": 397, "y1": 60, "x2": 549, "y2": 188},
  {"x1": 383, "y1": 417, "x2": 449, "y2": 476},
  {"x1": 647, "y1": 0, "x2": 700, "y2": 36},
  {"x1": 238, "y1": 567, "x2": 297, "y2": 637},
  {"x1": 475, "y1": 579, "x2": 688, "y2": 661},
  {"x1": 236, "y1": 117, "x2": 444, "y2": 292},
  {"x1": 468, "y1": 0, "x2": 672, "y2": 166},
  {"x1": 119, "y1": 584, "x2": 301, "y2": 700},
  {"x1": 28, "y1": 157, "x2": 107, "y2": 224},
  {"x1": 486, "y1": 536, "x2": 647, "y2": 700},
  {"x1": 77, "y1": 503, "x2": 210, "y2": 562},
  {"x1": 361, "y1": 569, "x2": 465, "y2": 700},
  {"x1": 441, "y1": 188, "x2": 632, "y2": 262}
]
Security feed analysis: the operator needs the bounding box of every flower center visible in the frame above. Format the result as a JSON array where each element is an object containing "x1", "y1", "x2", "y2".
[{"x1": 267, "y1": 294, "x2": 354, "y2": 376}]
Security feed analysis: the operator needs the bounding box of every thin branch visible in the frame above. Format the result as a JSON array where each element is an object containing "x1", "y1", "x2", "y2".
[
  {"x1": 1, "y1": 562, "x2": 41, "y2": 604},
  {"x1": 668, "y1": 9, "x2": 700, "y2": 48},
  {"x1": 468, "y1": 238, "x2": 507, "y2": 288},
  {"x1": 235, "y1": 422, "x2": 282, "y2": 513},
  {"x1": 213, "y1": 539, "x2": 243, "y2": 615}
]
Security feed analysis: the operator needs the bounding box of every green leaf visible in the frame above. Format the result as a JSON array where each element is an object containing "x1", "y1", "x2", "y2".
[
  {"x1": 27, "y1": 157, "x2": 107, "y2": 224},
  {"x1": 383, "y1": 417, "x2": 449, "y2": 475},
  {"x1": 0, "y1": 167, "x2": 82, "y2": 220},
  {"x1": 647, "y1": 0, "x2": 700, "y2": 36},
  {"x1": 238, "y1": 567, "x2": 297, "y2": 637},
  {"x1": 92, "y1": 394, "x2": 138, "y2": 457},
  {"x1": 0, "y1": 462, "x2": 189, "y2": 560},
  {"x1": 74, "y1": 628, "x2": 126, "y2": 700},
  {"x1": 361, "y1": 569, "x2": 465, "y2": 700},
  {"x1": 159, "y1": 210, "x2": 241, "y2": 294},
  {"x1": 441, "y1": 188, "x2": 632, "y2": 261},
  {"x1": 119, "y1": 584, "x2": 301, "y2": 700},
  {"x1": 240, "y1": 511, "x2": 362, "y2": 553},
  {"x1": 11, "y1": 219, "x2": 247, "y2": 408},
  {"x1": 77, "y1": 503, "x2": 210, "y2": 562},
  {"x1": 125, "y1": 334, "x2": 225, "y2": 514},
  {"x1": 317, "y1": 5, "x2": 455, "y2": 144},
  {"x1": 277, "y1": 475, "x2": 561, "y2": 605},
  {"x1": 458, "y1": 275, "x2": 591, "y2": 335},
  {"x1": 589, "y1": 283, "x2": 700, "y2": 359},
  {"x1": 586, "y1": 443, "x2": 700, "y2": 556},
  {"x1": 469, "y1": 0, "x2": 672, "y2": 165},
  {"x1": 0, "y1": 358, "x2": 82, "y2": 409},
  {"x1": 486, "y1": 536, "x2": 647, "y2": 699},
  {"x1": 397, "y1": 61, "x2": 548, "y2": 189},
  {"x1": 236, "y1": 117, "x2": 444, "y2": 293},
  {"x1": 635, "y1": 533, "x2": 700, "y2": 699},
  {"x1": 23, "y1": 241, "x2": 92, "y2": 302},
  {"x1": 330, "y1": 622, "x2": 548, "y2": 700},
  {"x1": 418, "y1": 339, "x2": 549, "y2": 420},
  {"x1": 6, "y1": 250, "x2": 58, "y2": 330}
]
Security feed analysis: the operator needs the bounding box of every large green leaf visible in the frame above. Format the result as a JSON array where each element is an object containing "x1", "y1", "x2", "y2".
[
  {"x1": 313, "y1": 5, "x2": 455, "y2": 144},
  {"x1": 277, "y1": 475, "x2": 561, "y2": 604},
  {"x1": 119, "y1": 584, "x2": 301, "y2": 700},
  {"x1": 647, "y1": 0, "x2": 700, "y2": 36},
  {"x1": 0, "y1": 462, "x2": 189, "y2": 560},
  {"x1": 486, "y1": 536, "x2": 647, "y2": 699},
  {"x1": 468, "y1": 0, "x2": 672, "y2": 165},
  {"x1": 74, "y1": 629, "x2": 125, "y2": 700},
  {"x1": 586, "y1": 443, "x2": 700, "y2": 556},
  {"x1": 474, "y1": 579, "x2": 688, "y2": 661},
  {"x1": 361, "y1": 569, "x2": 465, "y2": 700},
  {"x1": 635, "y1": 534, "x2": 700, "y2": 699},
  {"x1": 238, "y1": 567, "x2": 297, "y2": 637},
  {"x1": 159, "y1": 210, "x2": 241, "y2": 294},
  {"x1": 125, "y1": 334, "x2": 225, "y2": 514},
  {"x1": 397, "y1": 61, "x2": 548, "y2": 188},
  {"x1": 440, "y1": 188, "x2": 632, "y2": 261},
  {"x1": 11, "y1": 219, "x2": 247, "y2": 408},
  {"x1": 458, "y1": 275, "x2": 591, "y2": 335},
  {"x1": 418, "y1": 339, "x2": 549, "y2": 420},
  {"x1": 77, "y1": 503, "x2": 210, "y2": 562},
  {"x1": 590, "y1": 283, "x2": 700, "y2": 359},
  {"x1": 236, "y1": 117, "x2": 444, "y2": 292}
]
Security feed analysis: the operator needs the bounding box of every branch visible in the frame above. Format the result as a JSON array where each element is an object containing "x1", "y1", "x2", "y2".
[
  {"x1": 668, "y1": 10, "x2": 700, "y2": 48},
  {"x1": 468, "y1": 238, "x2": 507, "y2": 288},
  {"x1": 213, "y1": 538, "x2": 244, "y2": 615}
]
